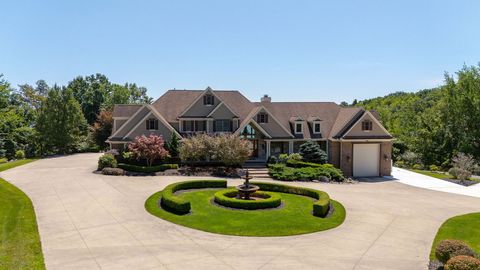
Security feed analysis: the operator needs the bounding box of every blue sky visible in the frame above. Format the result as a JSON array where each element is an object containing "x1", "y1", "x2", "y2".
[{"x1": 1, "y1": 1, "x2": 479, "y2": 103}]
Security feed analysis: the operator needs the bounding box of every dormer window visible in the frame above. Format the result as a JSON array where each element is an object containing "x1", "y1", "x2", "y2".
[
  {"x1": 146, "y1": 119, "x2": 158, "y2": 130},
  {"x1": 257, "y1": 113, "x2": 268, "y2": 123},
  {"x1": 295, "y1": 122, "x2": 303, "y2": 134},
  {"x1": 362, "y1": 120, "x2": 373, "y2": 131},
  {"x1": 313, "y1": 121, "x2": 321, "y2": 134},
  {"x1": 203, "y1": 94, "x2": 214, "y2": 106}
]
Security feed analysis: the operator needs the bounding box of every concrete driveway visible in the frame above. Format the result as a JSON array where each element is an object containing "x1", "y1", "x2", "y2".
[{"x1": 1, "y1": 153, "x2": 480, "y2": 270}]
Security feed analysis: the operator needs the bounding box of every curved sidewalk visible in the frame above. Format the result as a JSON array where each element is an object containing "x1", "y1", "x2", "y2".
[{"x1": 391, "y1": 167, "x2": 480, "y2": 198}]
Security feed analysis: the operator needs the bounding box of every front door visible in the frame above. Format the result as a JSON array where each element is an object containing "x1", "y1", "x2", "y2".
[{"x1": 248, "y1": 140, "x2": 259, "y2": 158}]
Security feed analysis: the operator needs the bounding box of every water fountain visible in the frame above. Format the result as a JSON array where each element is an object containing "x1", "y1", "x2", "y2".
[{"x1": 236, "y1": 169, "x2": 259, "y2": 200}]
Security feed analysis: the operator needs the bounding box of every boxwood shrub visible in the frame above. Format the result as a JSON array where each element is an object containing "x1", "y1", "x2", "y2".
[
  {"x1": 435, "y1": 239, "x2": 476, "y2": 264},
  {"x1": 253, "y1": 182, "x2": 331, "y2": 217},
  {"x1": 214, "y1": 189, "x2": 281, "y2": 210},
  {"x1": 268, "y1": 163, "x2": 344, "y2": 181},
  {"x1": 161, "y1": 180, "x2": 227, "y2": 214},
  {"x1": 118, "y1": 163, "x2": 179, "y2": 173}
]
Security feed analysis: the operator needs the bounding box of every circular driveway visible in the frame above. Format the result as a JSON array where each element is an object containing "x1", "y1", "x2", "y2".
[{"x1": 1, "y1": 153, "x2": 480, "y2": 270}]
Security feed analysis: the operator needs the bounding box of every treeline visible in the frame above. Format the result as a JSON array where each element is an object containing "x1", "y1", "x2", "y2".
[
  {"x1": 0, "y1": 73, "x2": 151, "y2": 159},
  {"x1": 355, "y1": 64, "x2": 480, "y2": 168}
]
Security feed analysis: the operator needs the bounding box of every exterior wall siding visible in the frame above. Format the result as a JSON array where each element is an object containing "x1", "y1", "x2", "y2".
[
  {"x1": 126, "y1": 117, "x2": 174, "y2": 141},
  {"x1": 328, "y1": 141, "x2": 341, "y2": 168},
  {"x1": 380, "y1": 141, "x2": 392, "y2": 176},
  {"x1": 253, "y1": 109, "x2": 291, "y2": 138},
  {"x1": 340, "y1": 142, "x2": 353, "y2": 177},
  {"x1": 182, "y1": 96, "x2": 217, "y2": 116},
  {"x1": 343, "y1": 114, "x2": 389, "y2": 137},
  {"x1": 209, "y1": 103, "x2": 236, "y2": 119},
  {"x1": 113, "y1": 106, "x2": 150, "y2": 138}
]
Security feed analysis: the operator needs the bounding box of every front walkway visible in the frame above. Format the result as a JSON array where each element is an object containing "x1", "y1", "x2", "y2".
[
  {"x1": 2, "y1": 153, "x2": 480, "y2": 270},
  {"x1": 391, "y1": 167, "x2": 480, "y2": 198}
]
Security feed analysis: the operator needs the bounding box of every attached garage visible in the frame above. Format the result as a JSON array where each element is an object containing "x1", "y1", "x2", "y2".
[{"x1": 353, "y1": 143, "x2": 380, "y2": 177}]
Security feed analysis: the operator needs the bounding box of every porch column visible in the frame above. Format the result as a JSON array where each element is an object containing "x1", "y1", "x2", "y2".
[
  {"x1": 288, "y1": 141, "x2": 293, "y2": 154},
  {"x1": 266, "y1": 141, "x2": 271, "y2": 157}
]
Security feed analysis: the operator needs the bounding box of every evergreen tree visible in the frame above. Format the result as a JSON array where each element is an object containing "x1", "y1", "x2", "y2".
[{"x1": 298, "y1": 141, "x2": 327, "y2": 164}]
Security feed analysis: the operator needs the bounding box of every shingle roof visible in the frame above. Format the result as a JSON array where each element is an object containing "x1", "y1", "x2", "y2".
[
  {"x1": 112, "y1": 104, "x2": 144, "y2": 118},
  {"x1": 112, "y1": 89, "x2": 385, "y2": 140},
  {"x1": 257, "y1": 102, "x2": 342, "y2": 139}
]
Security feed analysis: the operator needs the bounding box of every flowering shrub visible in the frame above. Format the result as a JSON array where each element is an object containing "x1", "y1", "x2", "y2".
[
  {"x1": 445, "y1": 255, "x2": 480, "y2": 270},
  {"x1": 128, "y1": 134, "x2": 169, "y2": 166}
]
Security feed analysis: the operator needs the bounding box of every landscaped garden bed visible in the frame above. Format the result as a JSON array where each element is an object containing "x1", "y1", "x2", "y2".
[
  {"x1": 429, "y1": 212, "x2": 480, "y2": 270},
  {"x1": 145, "y1": 180, "x2": 345, "y2": 236}
]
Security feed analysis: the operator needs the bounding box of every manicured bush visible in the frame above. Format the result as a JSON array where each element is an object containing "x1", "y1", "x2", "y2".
[
  {"x1": 269, "y1": 162, "x2": 344, "y2": 181},
  {"x1": 445, "y1": 255, "x2": 480, "y2": 270},
  {"x1": 278, "y1": 153, "x2": 289, "y2": 163},
  {"x1": 117, "y1": 163, "x2": 178, "y2": 173},
  {"x1": 435, "y1": 239, "x2": 476, "y2": 264},
  {"x1": 214, "y1": 189, "x2": 281, "y2": 210},
  {"x1": 253, "y1": 182, "x2": 330, "y2": 217},
  {"x1": 412, "y1": 164, "x2": 423, "y2": 170},
  {"x1": 122, "y1": 151, "x2": 133, "y2": 161},
  {"x1": 449, "y1": 167, "x2": 472, "y2": 180},
  {"x1": 267, "y1": 155, "x2": 278, "y2": 164},
  {"x1": 429, "y1": 165, "x2": 440, "y2": 171},
  {"x1": 128, "y1": 134, "x2": 170, "y2": 166},
  {"x1": 287, "y1": 153, "x2": 303, "y2": 162},
  {"x1": 161, "y1": 180, "x2": 227, "y2": 214},
  {"x1": 298, "y1": 141, "x2": 328, "y2": 164},
  {"x1": 98, "y1": 153, "x2": 117, "y2": 170},
  {"x1": 101, "y1": 167, "x2": 125, "y2": 176},
  {"x1": 14, "y1": 150, "x2": 25, "y2": 160}
]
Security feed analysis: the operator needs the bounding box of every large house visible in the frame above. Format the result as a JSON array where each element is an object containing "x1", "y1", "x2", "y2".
[{"x1": 107, "y1": 87, "x2": 393, "y2": 177}]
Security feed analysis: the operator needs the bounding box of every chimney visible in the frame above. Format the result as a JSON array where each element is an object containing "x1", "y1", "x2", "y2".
[{"x1": 261, "y1": 94, "x2": 271, "y2": 103}]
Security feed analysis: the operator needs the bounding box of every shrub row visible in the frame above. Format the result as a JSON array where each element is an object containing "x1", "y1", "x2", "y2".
[
  {"x1": 161, "y1": 180, "x2": 227, "y2": 214},
  {"x1": 253, "y1": 182, "x2": 330, "y2": 217},
  {"x1": 435, "y1": 239, "x2": 476, "y2": 264},
  {"x1": 214, "y1": 189, "x2": 281, "y2": 210},
  {"x1": 118, "y1": 163, "x2": 179, "y2": 173},
  {"x1": 268, "y1": 163, "x2": 344, "y2": 182}
]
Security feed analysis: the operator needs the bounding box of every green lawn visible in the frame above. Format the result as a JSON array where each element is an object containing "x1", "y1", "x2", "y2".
[
  {"x1": 146, "y1": 188, "x2": 345, "y2": 236},
  {"x1": 0, "y1": 159, "x2": 45, "y2": 270},
  {"x1": 430, "y1": 212, "x2": 480, "y2": 260},
  {"x1": 412, "y1": 169, "x2": 480, "y2": 183}
]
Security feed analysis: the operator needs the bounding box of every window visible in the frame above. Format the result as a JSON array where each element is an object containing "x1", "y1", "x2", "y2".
[
  {"x1": 182, "y1": 120, "x2": 206, "y2": 132},
  {"x1": 313, "y1": 122, "x2": 321, "y2": 134},
  {"x1": 214, "y1": 119, "x2": 231, "y2": 132},
  {"x1": 257, "y1": 113, "x2": 268, "y2": 123},
  {"x1": 203, "y1": 94, "x2": 214, "y2": 105},
  {"x1": 240, "y1": 124, "x2": 256, "y2": 139},
  {"x1": 146, "y1": 119, "x2": 158, "y2": 130},
  {"x1": 362, "y1": 120, "x2": 373, "y2": 131},
  {"x1": 295, "y1": 122, "x2": 303, "y2": 134}
]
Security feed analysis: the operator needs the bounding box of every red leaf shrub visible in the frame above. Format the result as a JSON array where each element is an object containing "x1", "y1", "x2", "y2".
[
  {"x1": 128, "y1": 134, "x2": 169, "y2": 166},
  {"x1": 445, "y1": 255, "x2": 480, "y2": 270}
]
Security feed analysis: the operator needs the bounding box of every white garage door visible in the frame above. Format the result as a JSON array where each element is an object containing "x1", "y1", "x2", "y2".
[{"x1": 353, "y1": 144, "x2": 380, "y2": 177}]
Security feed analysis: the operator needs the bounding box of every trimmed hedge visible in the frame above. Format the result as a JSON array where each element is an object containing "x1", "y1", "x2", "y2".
[
  {"x1": 435, "y1": 239, "x2": 476, "y2": 264},
  {"x1": 161, "y1": 180, "x2": 227, "y2": 214},
  {"x1": 214, "y1": 189, "x2": 281, "y2": 210},
  {"x1": 268, "y1": 163, "x2": 344, "y2": 182},
  {"x1": 118, "y1": 163, "x2": 178, "y2": 173},
  {"x1": 445, "y1": 255, "x2": 480, "y2": 270},
  {"x1": 253, "y1": 182, "x2": 331, "y2": 217},
  {"x1": 101, "y1": 167, "x2": 125, "y2": 175}
]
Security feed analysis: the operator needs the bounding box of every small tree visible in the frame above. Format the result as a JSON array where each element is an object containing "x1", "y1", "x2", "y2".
[
  {"x1": 166, "y1": 133, "x2": 180, "y2": 158},
  {"x1": 450, "y1": 153, "x2": 477, "y2": 180},
  {"x1": 216, "y1": 134, "x2": 250, "y2": 167},
  {"x1": 91, "y1": 109, "x2": 113, "y2": 149},
  {"x1": 298, "y1": 141, "x2": 327, "y2": 164},
  {"x1": 128, "y1": 134, "x2": 169, "y2": 166}
]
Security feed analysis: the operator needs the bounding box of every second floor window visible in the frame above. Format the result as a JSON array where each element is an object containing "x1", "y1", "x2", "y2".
[
  {"x1": 362, "y1": 120, "x2": 373, "y2": 131},
  {"x1": 295, "y1": 122, "x2": 303, "y2": 134},
  {"x1": 257, "y1": 113, "x2": 268, "y2": 123},
  {"x1": 183, "y1": 120, "x2": 206, "y2": 132},
  {"x1": 313, "y1": 122, "x2": 321, "y2": 133},
  {"x1": 203, "y1": 94, "x2": 214, "y2": 105},
  {"x1": 146, "y1": 119, "x2": 158, "y2": 130},
  {"x1": 214, "y1": 119, "x2": 231, "y2": 132}
]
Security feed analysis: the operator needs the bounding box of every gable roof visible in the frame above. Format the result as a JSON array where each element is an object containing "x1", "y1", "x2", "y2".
[
  {"x1": 151, "y1": 89, "x2": 255, "y2": 122},
  {"x1": 112, "y1": 88, "x2": 392, "y2": 141}
]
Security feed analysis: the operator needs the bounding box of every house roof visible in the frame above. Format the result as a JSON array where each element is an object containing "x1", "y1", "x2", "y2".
[
  {"x1": 112, "y1": 104, "x2": 144, "y2": 118},
  {"x1": 112, "y1": 88, "x2": 391, "y2": 140}
]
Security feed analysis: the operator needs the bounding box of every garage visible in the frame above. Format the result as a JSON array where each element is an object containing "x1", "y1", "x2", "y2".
[{"x1": 353, "y1": 143, "x2": 380, "y2": 177}]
